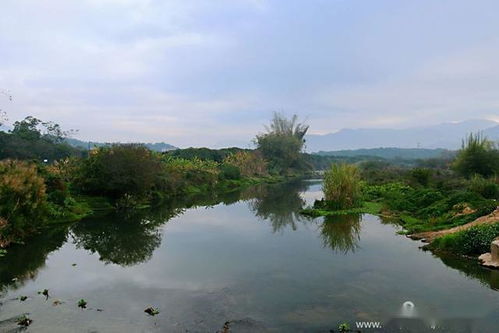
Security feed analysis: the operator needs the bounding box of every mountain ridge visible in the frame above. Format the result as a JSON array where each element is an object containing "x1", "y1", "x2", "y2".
[{"x1": 306, "y1": 119, "x2": 499, "y2": 152}]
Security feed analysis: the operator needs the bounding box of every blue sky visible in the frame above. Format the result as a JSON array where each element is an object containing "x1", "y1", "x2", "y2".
[{"x1": 1, "y1": 0, "x2": 498, "y2": 147}]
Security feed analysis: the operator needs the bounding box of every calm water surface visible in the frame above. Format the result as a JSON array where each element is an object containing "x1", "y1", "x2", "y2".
[{"x1": 1, "y1": 180, "x2": 498, "y2": 332}]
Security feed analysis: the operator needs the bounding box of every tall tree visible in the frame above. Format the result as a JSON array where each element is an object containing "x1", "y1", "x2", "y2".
[{"x1": 255, "y1": 113, "x2": 310, "y2": 174}]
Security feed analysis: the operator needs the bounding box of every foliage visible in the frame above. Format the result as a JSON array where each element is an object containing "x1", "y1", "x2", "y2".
[
  {"x1": 0, "y1": 116, "x2": 82, "y2": 162},
  {"x1": 468, "y1": 174, "x2": 498, "y2": 199},
  {"x1": 167, "y1": 147, "x2": 245, "y2": 162},
  {"x1": 11, "y1": 116, "x2": 76, "y2": 143},
  {"x1": 77, "y1": 144, "x2": 164, "y2": 201},
  {"x1": 160, "y1": 155, "x2": 220, "y2": 195},
  {"x1": 409, "y1": 167, "x2": 433, "y2": 186},
  {"x1": 218, "y1": 163, "x2": 241, "y2": 180},
  {"x1": 223, "y1": 151, "x2": 268, "y2": 177},
  {"x1": 322, "y1": 164, "x2": 362, "y2": 209},
  {"x1": 255, "y1": 113, "x2": 309, "y2": 174},
  {"x1": 453, "y1": 133, "x2": 499, "y2": 178},
  {"x1": 431, "y1": 223, "x2": 499, "y2": 255},
  {"x1": 0, "y1": 160, "x2": 48, "y2": 239}
]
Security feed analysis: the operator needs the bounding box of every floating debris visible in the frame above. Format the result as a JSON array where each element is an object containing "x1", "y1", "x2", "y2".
[
  {"x1": 53, "y1": 299, "x2": 63, "y2": 306},
  {"x1": 16, "y1": 315, "x2": 33, "y2": 327},
  {"x1": 38, "y1": 289, "x2": 49, "y2": 300},
  {"x1": 144, "y1": 307, "x2": 160, "y2": 316},
  {"x1": 72, "y1": 263, "x2": 77, "y2": 267},
  {"x1": 96, "y1": 308, "x2": 104, "y2": 312},
  {"x1": 78, "y1": 299, "x2": 87, "y2": 309},
  {"x1": 19, "y1": 296, "x2": 28, "y2": 302},
  {"x1": 221, "y1": 321, "x2": 231, "y2": 333}
]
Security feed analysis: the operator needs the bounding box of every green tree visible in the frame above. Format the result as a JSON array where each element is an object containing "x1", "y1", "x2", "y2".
[
  {"x1": 453, "y1": 133, "x2": 499, "y2": 178},
  {"x1": 78, "y1": 144, "x2": 164, "y2": 201},
  {"x1": 255, "y1": 113, "x2": 309, "y2": 174}
]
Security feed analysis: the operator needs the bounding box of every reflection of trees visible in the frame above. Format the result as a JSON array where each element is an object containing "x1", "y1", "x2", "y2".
[
  {"x1": 71, "y1": 205, "x2": 182, "y2": 267},
  {"x1": 438, "y1": 253, "x2": 499, "y2": 291},
  {"x1": 320, "y1": 214, "x2": 361, "y2": 254},
  {"x1": 248, "y1": 181, "x2": 311, "y2": 232},
  {"x1": 0, "y1": 226, "x2": 69, "y2": 291}
]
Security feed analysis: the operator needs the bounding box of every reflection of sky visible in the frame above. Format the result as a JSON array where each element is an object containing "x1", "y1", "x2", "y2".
[{"x1": 1, "y1": 186, "x2": 499, "y2": 331}]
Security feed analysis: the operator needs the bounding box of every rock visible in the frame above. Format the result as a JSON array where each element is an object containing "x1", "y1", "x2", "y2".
[{"x1": 479, "y1": 239, "x2": 499, "y2": 269}]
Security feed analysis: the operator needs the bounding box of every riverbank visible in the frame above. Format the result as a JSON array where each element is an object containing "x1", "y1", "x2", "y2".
[
  {"x1": 1, "y1": 172, "x2": 299, "y2": 249},
  {"x1": 300, "y1": 180, "x2": 499, "y2": 260}
]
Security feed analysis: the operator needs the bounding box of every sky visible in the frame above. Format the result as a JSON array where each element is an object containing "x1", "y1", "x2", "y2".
[{"x1": 1, "y1": 0, "x2": 499, "y2": 148}]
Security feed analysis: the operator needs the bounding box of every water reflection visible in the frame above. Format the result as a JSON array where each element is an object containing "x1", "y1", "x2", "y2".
[
  {"x1": 248, "y1": 180, "x2": 311, "y2": 232},
  {"x1": 319, "y1": 214, "x2": 361, "y2": 254},
  {"x1": 71, "y1": 205, "x2": 182, "y2": 266},
  {"x1": 0, "y1": 226, "x2": 68, "y2": 291},
  {"x1": 437, "y1": 254, "x2": 499, "y2": 291}
]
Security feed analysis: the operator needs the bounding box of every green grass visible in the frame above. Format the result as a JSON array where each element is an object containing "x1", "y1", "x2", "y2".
[{"x1": 301, "y1": 201, "x2": 383, "y2": 217}]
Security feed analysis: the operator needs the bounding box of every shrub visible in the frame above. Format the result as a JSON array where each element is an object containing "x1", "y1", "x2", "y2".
[
  {"x1": 0, "y1": 160, "x2": 48, "y2": 238},
  {"x1": 323, "y1": 164, "x2": 362, "y2": 209},
  {"x1": 409, "y1": 168, "x2": 432, "y2": 186},
  {"x1": 77, "y1": 144, "x2": 164, "y2": 200},
  {"x1": 223, "y1": 151, "x2": 268, "y2": 177},
  {"x1": 431, "y1": 223, "x2": 499, "y2": 255},
  {"x1": 453, "y1": 133, "x2": 499, "y2": 178},
  {"x1": 219, "y1": 163, "x2": 241, "y2": 180},
  {"x1": 468, "y1": 174, "x2": 498, "y2": 199}
]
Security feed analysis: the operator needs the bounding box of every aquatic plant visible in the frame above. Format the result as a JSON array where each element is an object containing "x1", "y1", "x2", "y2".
[
  {"x1": 323, "y1": 164, "x2": 362, "y2": 210},
  {"x1": 16, "y1": 315, "x2": 33, "y2": 327},
  {"x1": 144, "y1": 306, "x2": 159, "y2": 316},
  {"x1": 78, "y1": 299, "x2": 87, "y2": 309},
  {"x1": 38, "y1": 288, "x2": 49, "y2": 300}
]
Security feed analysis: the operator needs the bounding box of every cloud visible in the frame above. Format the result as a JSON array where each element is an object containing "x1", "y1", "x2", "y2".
[{"x1": 1, "y1": 0, "x2": 499, "y2": 147}]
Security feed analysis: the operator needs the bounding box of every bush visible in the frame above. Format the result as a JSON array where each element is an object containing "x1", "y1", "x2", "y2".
[
  {"x1": 409, "y1": 168, "x2": 432, "y2": 186},
  {"x1": 219, "y1": 163, "x2": 241, "y2": 180},
  {"x1": 0, "y1": 160, "x2": 48, "y2": 238},
  {"x1": 223, "y1": 151, "x2": 268, "y2": 177},
  {"x1": 323, "y1": 164, "x2": 362, "y2": 209},
  {"x1": 432, "y1": 223, "x2": 499, "y2": 255},
  {"x1": 468, "y1": 174, "x2": 498, "y2": 199},
  {"x1": 453, "y1": 133, "x2": 499, "y2": 178},
  {"x1": 77, "y1": 144, "x2": 164, "y2": 201}
]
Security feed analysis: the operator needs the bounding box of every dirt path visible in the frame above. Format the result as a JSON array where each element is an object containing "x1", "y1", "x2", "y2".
[{"x1": 409, "y1": 207, "x2": 499, "y2": 243}]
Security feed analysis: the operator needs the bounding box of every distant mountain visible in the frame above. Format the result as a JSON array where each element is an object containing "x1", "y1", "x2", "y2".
[
  {"x1": 66, "y1": 138, "x2": 177, "y2": 152},
  {"x1": 305, "y1": 119, "x2": 499, "y2": 152},
  {"x1": 315, "y1": 148, "x2": 454, "y2": 160}
]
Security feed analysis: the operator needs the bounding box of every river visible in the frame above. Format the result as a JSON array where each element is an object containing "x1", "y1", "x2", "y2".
[{"x1": 0, "y1": 180, "x2": 498, "y2": 332}]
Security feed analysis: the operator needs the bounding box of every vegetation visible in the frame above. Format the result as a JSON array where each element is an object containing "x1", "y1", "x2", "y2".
[
  {"x1": 302, "y1": 132, "x2": 499, "y2": 259},
  {"x1": 255, "y1": 113, "x2": 310, "y2": 175},
  {"x1": 321, "y1": 164, "x2": 362, "y2": 210},
  {"x1": 0, "y1": 116, "x2": 83, "y2": 161},
  {"x1": 430, "y1": 223, "x2": 499, "y2": 255},
  {"x1": 0, "y1": 113, "x2": 313, "y2": 247},
  {"x1": 453, "y1": 133, "x2": 499, "y2": 178},
  {"x1": 0, "y1": 160, "x2": 48, "y2": 244}
]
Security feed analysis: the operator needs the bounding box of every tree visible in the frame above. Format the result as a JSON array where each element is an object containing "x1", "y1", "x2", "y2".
[
  {"x1": 453, "y1": 133, "x2": 499, "y2": 178},
  {"x1": 78, "y1": 144, "x2": 164, "y2": 200},
  {"x1": 255, "y1": 113, "x2": 309, "y2": 174},
  {"x1": 11, "y1": 116, "x2": 76, "y2": 143}
]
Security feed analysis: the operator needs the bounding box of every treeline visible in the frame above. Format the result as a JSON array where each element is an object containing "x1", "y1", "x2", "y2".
[{"x1": 0, "y1": 113, "x2": 312, "y2": 247}]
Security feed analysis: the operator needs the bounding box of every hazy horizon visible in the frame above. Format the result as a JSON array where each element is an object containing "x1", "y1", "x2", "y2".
[{"x1": 2, "y1": 0, "x2": 499, "y2": 147}]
